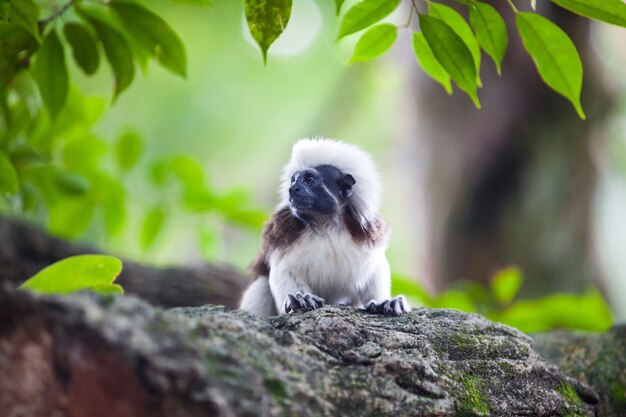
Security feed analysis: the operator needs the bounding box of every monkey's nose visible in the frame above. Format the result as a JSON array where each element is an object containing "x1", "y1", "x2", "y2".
[{"x1": 289, "y1": 185, "x2": 301, "y2": 197}]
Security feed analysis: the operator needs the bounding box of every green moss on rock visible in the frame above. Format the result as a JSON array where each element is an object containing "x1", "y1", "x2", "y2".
[
  {"x1": 457, "y1": 374, "x2": 490, "y2": 416},
  {"x1": 558, "y1": 383, "x2": 582, "y2": 405}
]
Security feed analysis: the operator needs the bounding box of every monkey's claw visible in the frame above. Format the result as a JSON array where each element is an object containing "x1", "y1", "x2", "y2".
[
  {"x1": 285, "y1": 293, "x2": 325, "y2": 314},
  {"x1": 365, "y1": 296, "x2": 411, "y2": 317}
]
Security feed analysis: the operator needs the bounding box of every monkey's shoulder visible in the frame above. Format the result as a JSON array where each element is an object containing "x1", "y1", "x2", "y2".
[
  {"x1": 263, "y1": 206, "x2": 307, "y2": 250},
  {"x1": 248, "y1": 207, "x2": 304, "y2": 277},
  {"x1": 342, "y1": 205, "x2": 388, "y2": 246}
]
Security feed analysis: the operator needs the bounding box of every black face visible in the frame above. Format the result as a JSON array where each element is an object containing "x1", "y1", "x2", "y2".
[{"x1": 288, "y1": 164, "x2": 355, "y2": 221}]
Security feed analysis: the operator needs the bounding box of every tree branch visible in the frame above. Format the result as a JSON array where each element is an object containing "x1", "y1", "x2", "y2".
[{"x1": 0, "y1": 217, "x2": 250, "y2": 308}]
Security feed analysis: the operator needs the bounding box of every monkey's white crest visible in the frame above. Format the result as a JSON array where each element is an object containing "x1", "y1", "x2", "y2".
[{"x1": 279, "y1": 138, "x2": 382, "y2": 224}]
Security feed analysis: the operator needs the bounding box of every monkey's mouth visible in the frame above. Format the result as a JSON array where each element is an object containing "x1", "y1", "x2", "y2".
[
  {"x1": 289, "y1": 196, "x2": 313, "y2": 212},
  {"x1": 289, "y1": 195, "x2": 319, "y2": 222},
  {"x1": 289, "y1": 190, "x2": 312, "y2": 204}
]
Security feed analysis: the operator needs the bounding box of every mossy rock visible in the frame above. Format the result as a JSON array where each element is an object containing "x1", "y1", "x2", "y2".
[{"x1": 0, "y1": 286, "x2": 614, "y2": 416}]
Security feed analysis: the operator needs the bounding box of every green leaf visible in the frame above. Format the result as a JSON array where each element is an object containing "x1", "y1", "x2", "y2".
[
  {"x1": 0, "y1": 151, "x2": 19, "y2": 195},
  {"x1": 197, "y1": 225, "x2": 220, "y2": 261},
  {"x1": 338, "y1": 0, "x2": 401, "y2": 39},
  {"x1": 141, "y1": 206, "x2": 166, "y2": 249},
  {"x1": 551, "y1": 0, "x2": 626, "y2": 28},
  {"x1": 469, "y1": 1, "x2": 507, "y2": 75},
  {"x1": 495, "y1": 290, "x2": 612, "y2": 333},
  {"x1": 149, "y1": 160, "x2": 168, "y2": 186},
  {"x1": 433, "y1": 290, "x2": 476, "y2": 312},
  {"x1": 90, "y1": 283, "x2": 124, "y2": 295},
  {"x1": 62, "y1": 135, "x2": 107, "y2": 171},
  {"x1": 412, "y1": 32, "x2": 452, "y2": 94},
  {"x1": 349, "y1": 23, "x2": 397, "y2": 63},
  {"x1": 391, "y1": 274, "x2": 433, "y2": 304},
  {"x1": 32, "y1": 29, "x2": 68, "y2": 119},
  {"x1": 54, "y1": 169, "x2": 90, "y2": 196},
  {"x1": 63, "y1": 22, "x2": 100, "y2": 75},
  {"x1": 335, "y1": 0, "x2": 346, "y2": 15},
  {"x1": 244, "y1": 0, "x2": 292, "y2": 64},
  {"x1": 19, "y1": 254, "x2": 124, "y2": 295},
  {"x1": 104, "y1": 200, "x2": 126, "y2": 236},
  {"x1": 110, "y1": 1, "x2": 187, "y2": 77},
  {"x1": 78, "y1": 7, "x2": 135, "y2": 101},
  {"x1": 429, "y1": 2, "x2": 482, "y2": 86},
  {"x1": 419, "y1": 14, "x2": 480, "y2": 108},
  {"x1": 169, "y1": 155, "x2": 207, "y2": 193},
  {"x1": 115, "y1": 129, "x2": 143, "y2": 172},
  {"x1": 490, "y1": 266, "x2": 523, "y2": 305},
  {"x1": 87, "y1": 171, "x2": 125, "y2": 205},
  {"x1": 0, "y1": 23, "x2": 38, "y2": 86},
  {"x1": 516, "y1": 12, "x2": 585, "y2": 119},
  {"x1": 48, "y1": 197, "x2": 95, "y2": 238},
  {"x1": 9, "y1": 0, "x2": 41, "y2": 42}
]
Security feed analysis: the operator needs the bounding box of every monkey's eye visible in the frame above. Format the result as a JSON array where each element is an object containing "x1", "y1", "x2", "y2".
[
  {"x1": 305, "y1": 174, "x2": 316, "y2": 184},
  {"x1": 291, "y1": 176, "x2": 296, "y2": 184}
]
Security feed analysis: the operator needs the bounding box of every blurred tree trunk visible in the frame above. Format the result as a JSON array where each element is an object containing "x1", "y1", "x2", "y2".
[
  {"x1": 415, "y1": 2, "x2": 612, "y2": 296},
  {"x1": 0, "y1": 217, "x2": 249, "y2": 308}
]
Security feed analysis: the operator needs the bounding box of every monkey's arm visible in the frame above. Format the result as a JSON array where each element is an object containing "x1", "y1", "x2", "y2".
[
  {"x1": 358, "y1": 257, "x2": 410, "y2": 316},
  {"x1": 268, "y1": 260, "x2": 324, "y2": 314}
]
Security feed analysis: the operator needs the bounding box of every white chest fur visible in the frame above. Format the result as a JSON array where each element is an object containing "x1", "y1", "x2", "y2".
[{"x1": 270, "y1": 228, "x2": 386, "y2": 303}]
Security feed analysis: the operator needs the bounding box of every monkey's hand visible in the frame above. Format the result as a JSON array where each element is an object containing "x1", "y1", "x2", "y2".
[
  {"x1": 285, "y1": 293, "x2": 325, "y2": 314},
  {"x1": 365, "y1": 296, "x2": 411, "y2": 317}
]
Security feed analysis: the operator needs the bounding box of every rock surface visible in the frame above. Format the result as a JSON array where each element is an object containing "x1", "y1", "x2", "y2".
[
  {"x1": 534, "y1": 327, "x2": 626, "y2": 417},
  {"x1": 0, "y1": 286, "x2": 619, "y2": 417}
]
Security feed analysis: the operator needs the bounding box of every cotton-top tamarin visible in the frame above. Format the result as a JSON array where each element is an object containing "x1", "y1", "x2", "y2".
[{"x1": 239, "y1": 138, "x2": 409, "y2": 317}]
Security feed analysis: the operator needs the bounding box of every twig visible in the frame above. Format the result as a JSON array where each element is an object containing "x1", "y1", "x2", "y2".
[
  {"x1": 400, "y1": 1, "x2": 419, "y2": 29},
  {"x1": 505, "y1": 0, "x2": 519, "y2": 13},
  {"x1": 39, "y1": 0, "x2": 76, "y2": 26}
]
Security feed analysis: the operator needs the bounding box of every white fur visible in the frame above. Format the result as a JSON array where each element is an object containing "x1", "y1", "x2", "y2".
[
  {"x1": 268, "y1": 226, "x2": 389, "y2": 314},
  {"x1": 239, "y1": 277, "x2": 277, "y2": 316},
  {"x1": 280, "y1": 138, "x2": 382, "y2": 225}
]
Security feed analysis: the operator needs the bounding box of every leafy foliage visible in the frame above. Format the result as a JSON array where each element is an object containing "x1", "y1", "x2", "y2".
[
  {"x1": 516, "y1": 12, "x2": 585, "y2": 119},
  {"x1": 490, "y1": 266, "x2": 522, "y2": 305},
  {"x1": 32, "y1": 30, "x2": 68, "y2": 119},
  {"x1": 349, "y1": 24, "x2": 397, "y2": 63},
  {"x1": 551, "y1": 0, "x2": 626, "y2": 27},
  {"x1": 393, "y1": 267, "x2": 613, "y2": 333},
  {"x1": 0, "y1": 1, "x2": 265, "y2": 256},
  {"x1": 63, "y1": 23, "x2": 100, "y2": 75},
  {"x1": 244, "y1": 0, "x2": 292, "y2": 64},
  {"x1": 412, "y1": 32, "x2": 453, "y2": 94},
  {"x1": 8, "y1": 0, "x2": 42, "y2": 43},
  {"x1": 110, "y1": 0, "x2": 187, "y2": 77},
  {"x1": 428, "y1": 2, "x2": 482, "y2": 87},
  {"x1": 419, "y1": 13, "x2": 480, "y2": 108},
  {"x1": 77, "y1": 6, "x2": 136, "y2": 101},
  {"x1": 0, "y1": 0, "x2": 623, "y2": 122},
  {"x1": 337, "y1": 0, "x2": 401, "y2": 39},
  {"x1": 115, "y1": 129, "x2": 142, "y2": 172},
  {"x1": 19, "y1": 254, "x2": 124, "y2": 295},
  {"x1": 325, "y1": 0, "x2": 626, "y2": 116},
  {"x1": 0, "y1": 151, "x2": 18, "y2": 195},
  {"x1": 468, "y1": 2, "x2": 507, "y2": 75}
]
